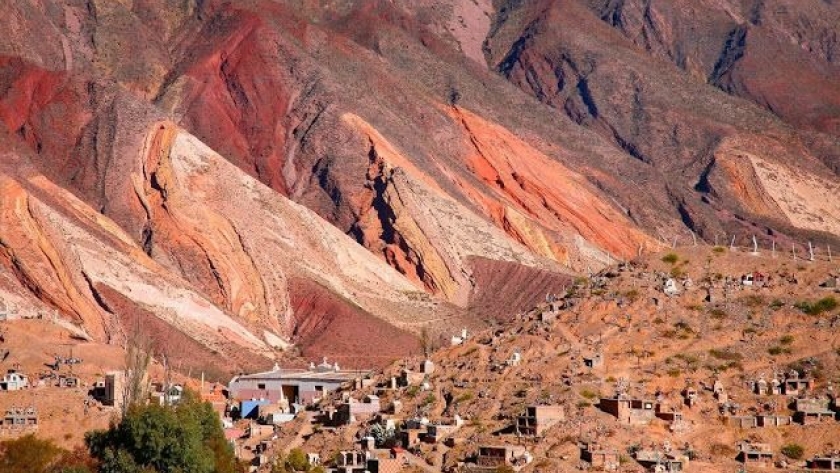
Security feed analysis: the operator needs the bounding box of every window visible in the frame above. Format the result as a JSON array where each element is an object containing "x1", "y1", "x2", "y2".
[{"x1": 257, "y1": 383, "x2": 266, "y2": 390}]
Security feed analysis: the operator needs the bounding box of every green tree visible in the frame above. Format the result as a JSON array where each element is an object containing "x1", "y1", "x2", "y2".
[
  {"x1": 272, "y1": 448, "x2": 311, "y2": 472},
  {"x1": 86, "y1": 389, "x2": 235, "y2": 473},
  {"x1": 781, "y1": 443, "x2": 804, "y2": 460}
]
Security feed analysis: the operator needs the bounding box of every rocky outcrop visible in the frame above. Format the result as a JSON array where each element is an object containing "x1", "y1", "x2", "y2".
[
  {"x1": 0, "y1": 148, "x2": 274, "y2": 370},
  {"x1": 488, "y1": 0, "x2": 840, "y2": 246}
]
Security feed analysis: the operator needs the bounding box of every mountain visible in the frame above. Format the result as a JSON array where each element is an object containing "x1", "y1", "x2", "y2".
[{"x1": 1, "y1": 0, "x2": 839, "y2": 370}]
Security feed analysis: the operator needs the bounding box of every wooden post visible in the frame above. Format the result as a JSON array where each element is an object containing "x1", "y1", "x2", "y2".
[
  {"x1": 808, "y1": 242, "x2": 815, "y2": 261},
  {"x1": 730, "y1": 235, "x2": 736, "y2": 251}
]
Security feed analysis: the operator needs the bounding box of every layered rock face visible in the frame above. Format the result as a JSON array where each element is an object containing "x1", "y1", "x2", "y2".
[{"x1": 1, "y1": 0, "x2": 839, "y2": 368}]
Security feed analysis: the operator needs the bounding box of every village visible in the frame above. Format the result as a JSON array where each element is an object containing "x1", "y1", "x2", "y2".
[{"x1": 0, "y1": 246, "x2": 839, "y2": 472}]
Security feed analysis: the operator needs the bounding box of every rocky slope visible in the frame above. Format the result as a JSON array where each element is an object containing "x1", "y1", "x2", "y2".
[
  {"x1": 304, "y1": 247, "x2": 840, "y2": 472},
  {"x1": 1, "y1": 0, "x2": 840, "y2": 368}
]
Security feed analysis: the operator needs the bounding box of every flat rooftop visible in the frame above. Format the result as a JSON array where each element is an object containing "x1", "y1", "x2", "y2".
[{"x1": 231, "y1": 367, "x2": 367, "y2": 384}]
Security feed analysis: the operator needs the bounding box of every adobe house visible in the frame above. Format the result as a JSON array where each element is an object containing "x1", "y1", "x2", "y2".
[
  {"x1": 476, "y1": 444, "x2": 531, "y2": 470},
  {"x1": 0, "y1": 370, "x2": 28, "y2": 391},
  {"x1": 599, "y1": 394, "x2": 657, "y2": 425},
  {"x1": 399, "y1": 428, "x2": 423, "y2": 448},
  {"x1": 540, "y1": 309, "x2": 557, "y2": 324},
  {"x1": 398, "y1": 368, "x2": 425, "y2": 387},
  {"x1": 335, "y1": 450, "x2": 368, "y2": 472},
  {"x1": 755, "y1": 414, "x2": 792, "y2": 427},
  {"x1": 104, "y1": 371, "x2": 124, "y2": 408},
  {"x1": 634, "y1": 449, "x2": 688, "y2": 472},
  {"x1": 228, "y1": 360, "x2": 364, "y2": 405},
  {"x1": 506, "y1": 349, "x2": 522, "y2": 367},
  {"x1": 737, "y1": 441, "x2": 774, "y2": 468},
  {"x1": 450, "y1": 328, "x2": 469, "y2": 346},
  {"x1": 794, "y1": 398, "x2": 835, "y2": 425},
  {"x1": 712, "y1": 379, "x2": 728, "y2": 402},
  {"x1": 336, "y1": 395, "x2": 381, "y2": 425},
  {"x1": 420, "y1": 359, "x2": 435, "y2": 374},
  {"x1": 0, "y1": 407, "x2": 38, "y2": 433},
  {"x1": 655, "y1": 408, "x2": 686, "y2": 432},
  {"x1": 583, "y1": 352, "x2": 604, "y2": 369},
  {"x1": 516, "y1": 405, "x2": 565, "y2": 436},
  {"x1": 663, "y1": 278, "x2": 681, "y2": 296},
  {"x1": 752, "y1": 376, "x2": 770, "y2": 395},
  {"x1": 57, "y1": 375, "x2": 79, "y2": 388},
  {"x1": 425, "y1": 417, "x2": 463, "y2": 444},
  {"x1": 724, "y1": 415, "x2": 758, "y2": 429},
  {"x1": 365, "y1": 448, "x2": 406, "y2": 473},
  {"x1": 782, "y1": 371, "x2": 813, "y2": 396},
  {"x1": 808, "y1": 455, "x2": 840, "y2": 471},
  {"x1": 580, "y1": 442, "x2": 619, "y2": 471},
  {"x1": 681, "y1": 386, "x2": 698, "y2": 408}
]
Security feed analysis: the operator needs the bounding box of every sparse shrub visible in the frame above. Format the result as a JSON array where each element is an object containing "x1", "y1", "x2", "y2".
[
  {"x1": 625, "y1": 289, "x2": 640, "y2": 302},
  {"x1": 795, "y1": 297, "x2": 838, "y2": 315},
  {"x1": 667, "y1": 368, "x2": 681, "y2": 378},
  {"x1": 709, "y1": 308, "x2": 727, "y2": 320},
  {"x1": 708, "y1": 349, "x2": 743, "y2": 362},
  {"x1": 768, "y1": 346, "x2": 790, "y2": 356},
  {"x1": 421, "y1": 394, "x2": 436, "y2": 407},
  {"x1": 712, "y1": 246, "x2": 726, "y2": 254},
  {"x1": 662, "y1": 253, "x2": 679, "y2": 264},
  {"x1": 576, "y1": 401, "x2": 592, "y2": 409},
  {"x1": 653, "y1": 317, "x2": 665, "y2": 324},
  {"x1": 770, "y1": 299, "x2": 784, "y2": 310},
  {"x1": 670, "y1": 266, "x2": 685, "y2": 278},
  {"x1": 709, "y1": 443, "x2": 735, "y2": 456},
  {"x1": 579, "y1": 389, "x2": 599, "y2": 400},
  {"x1": 674, "y1": 321, "x2": 693, "y2": 332},
  {"x1": 455, "y1": 391, "x2": 474, "y2": 403},
  {"x1": 406, "y1": 386, "x2": 420, "y2": 398},
  {"x1": 743, "y1": 295, "x2": 765, "y2": 307},
  {"x1": 780, "y1": 335, "x2": 795, "y2": 345},
  {"x1": 781, "y1": 443, "x2": 804, "y2": 460}
]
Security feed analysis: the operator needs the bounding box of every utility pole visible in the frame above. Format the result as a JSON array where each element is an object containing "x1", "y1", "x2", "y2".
[
  {"x1": 730, "y1": 235, "x2": 736, "y2": 251},
  {"x1": 752, "y1": 235, "x2": 758, "y2": 254},
  {"x1": 808, "y1": 242, "x2": 815, "y2": 261}
]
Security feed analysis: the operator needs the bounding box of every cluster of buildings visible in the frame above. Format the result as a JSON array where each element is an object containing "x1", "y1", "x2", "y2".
[{"x1": 0, "y1": 407, "x2": 38, "y2": 436}]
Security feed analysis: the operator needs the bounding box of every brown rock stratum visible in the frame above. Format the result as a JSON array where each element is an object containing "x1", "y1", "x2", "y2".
[{"x1": 1, "y1": 0, "x2": 839, "y2": 368}]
